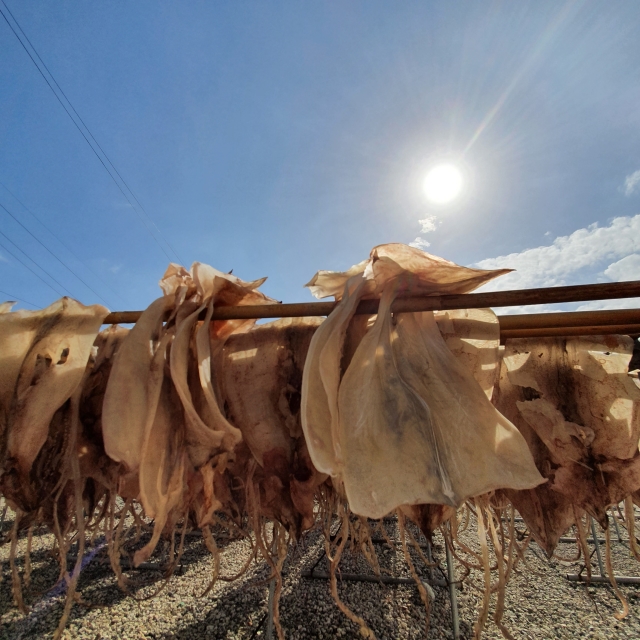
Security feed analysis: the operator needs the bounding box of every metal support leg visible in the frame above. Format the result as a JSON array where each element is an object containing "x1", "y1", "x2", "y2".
[
  {"x1": 425, "y1": 539, "x2": 435, "y2": 583},
  {"x1": 590, "y1": 517, "x2": 606, "y2": 577},
  {"x1": 566, "y1": 574, "x2": 640, "y2": 584},
  {"x1": 445, "y1": 524, "x2": 460, "y2": 640},
  {"x1": 565, "y1": 513, "x2": 640, "y2": 584},
  {"x1": 611, "y1": 508, "x2": 623, "y2": 543},
  {"x1": 265, "y1": 577, "x2": 275, "y2": 640}
]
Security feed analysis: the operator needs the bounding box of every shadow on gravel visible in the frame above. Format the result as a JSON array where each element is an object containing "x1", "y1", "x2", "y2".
[
  {"x1": 1, "y1": 522, "x2": 477, "y2": 639},
  {"x1": 155, "y1": 565, "x2": 273, "y2": 640},
  {"x1": 0, "y1": 528, "x2": 243, "y2": 637},
  {"x1": 157, "y1": 535, "x2": 475, "y2": 640}
]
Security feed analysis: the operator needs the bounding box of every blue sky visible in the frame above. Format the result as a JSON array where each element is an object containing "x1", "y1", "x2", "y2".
[{"x1": 2, "y1": 1, "x2": 640, "y2": 313}]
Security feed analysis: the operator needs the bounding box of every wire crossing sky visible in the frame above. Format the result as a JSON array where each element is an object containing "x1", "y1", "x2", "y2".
[
  {"x1": 1, "y1": 1, "x2": 640, "y2": 313},
  {"x1": 0, "y1": 0, "x2": 182, "y2": 266},
  {"x1": 0, "y1": 179, "x2": 128, "y2": 307}
]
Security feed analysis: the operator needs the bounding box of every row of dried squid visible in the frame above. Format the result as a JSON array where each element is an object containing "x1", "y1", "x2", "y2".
[{"x1": 1, "y1": 243, "x2": 639, "y2": 638}]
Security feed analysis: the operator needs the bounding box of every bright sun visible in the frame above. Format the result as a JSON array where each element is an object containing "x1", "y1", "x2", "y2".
[{"x1": 423, "y1": 164, "x2": 463, "y2": 204}]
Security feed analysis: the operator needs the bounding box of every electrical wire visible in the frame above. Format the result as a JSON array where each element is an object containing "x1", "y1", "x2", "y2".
[
  {"x1": 0, "y1": 289, "x2": 39, "y2": 309},
  {"x1": 0, "y1": 180, "x2": 128, "y2": 306},
  {"x1": 0, "y1": 200, "x2": 112, "y2": 307},
  {"x1": 0, "y1": 0, "x2": 178, "y2": 263},
  {"x1": 0, "y1": 234, "x2": 67, "y2": 297},
  {"x1": 0, "y1": 0, "x2": 184, "y2": 264}
]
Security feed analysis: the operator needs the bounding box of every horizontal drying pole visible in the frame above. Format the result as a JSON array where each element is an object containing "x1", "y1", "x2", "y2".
[{"x1": 102, "y1": 280, "x2": 640, "y2": 339}]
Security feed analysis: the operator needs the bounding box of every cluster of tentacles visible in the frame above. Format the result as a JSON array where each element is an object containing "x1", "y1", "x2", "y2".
[{"x1": 1, "y1": 244, "x2": 639, "y2": 639}]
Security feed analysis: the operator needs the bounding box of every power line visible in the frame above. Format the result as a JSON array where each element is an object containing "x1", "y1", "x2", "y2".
[
  {"x1": 0, "y1": 289, "x2": 39, "y2": 309},
  {"x1": 0, "y1": 6, "x2": 179, "y2": 262},
  {"x1": 0, "y1": 0, "x2": 184, "y2": 264},
  {"x1": 0, "y1": 179, "x2": 128, "y2": 306},
  {"x1": 0, "y1": 200, "x2": 113, "y2": 307},
  {"x1": 0, "y1": 234, "x2": 67, "y2": 297},
  {"x1": 0, "y1": 0, "x2": 179, "y2": 264}
]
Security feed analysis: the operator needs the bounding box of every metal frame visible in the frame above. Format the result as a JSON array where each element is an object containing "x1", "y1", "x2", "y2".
[
  {"x1": 566, "y1": 507, "x2": 640, "y2": 585},
  {"x1": 296, "y1": 520, "x2": 460, "y2": 640}
]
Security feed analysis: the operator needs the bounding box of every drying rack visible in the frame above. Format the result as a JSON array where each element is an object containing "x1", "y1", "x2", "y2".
[
  {"x1": 299, "y1": 516, "x2": 462, "y2": 638},
  {"x1": 102, "y1": 279, "x2": 640, "y2": 340},
  {"x1": 1, "y1": 279, "x2": 638, "y2": 637},
  {"x1": 565, "y1": 504, "x2": 640, "y2": 586},
  {"x1": 100, "y1": 279, "x2": 639, "y2": 638}
]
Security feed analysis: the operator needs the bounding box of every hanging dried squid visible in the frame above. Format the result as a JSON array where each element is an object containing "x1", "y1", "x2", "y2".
[{"x1": 301, "y1": 243, "x2": 544, "y2": 520}]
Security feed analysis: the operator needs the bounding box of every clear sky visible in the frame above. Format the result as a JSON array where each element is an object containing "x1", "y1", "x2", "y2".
[{"x1": 2, "y1": 1, "x2": 640, "y2": 313}]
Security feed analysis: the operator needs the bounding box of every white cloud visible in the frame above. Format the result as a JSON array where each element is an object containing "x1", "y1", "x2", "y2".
[
  {"x1": 575, "y1": 296, "x2": 640, "y2": 312},
  {"x1": 92, "y1": 258, "x2": 124, "y2": 275},
  {"x1": 476, "y1": 215, "x2": 640, "y2": 291},
  {"x1": 624, "y1": 170, "x2": 640, "y2": 196},
  {"x1": 475, "y1": 214, "x2": 640, "y2": 314},
  {"x1": 419, "y1": 216, "x2": 438, "y2": 234},
  {"x1": 604, "y1": 254, "x2": 640, "y2": 281},
  {"x1": 409, "y1": 216, "x2": 440, "y2": 249},
  {"x1": 409, "y1": 237, "x2": 431, "y2": 249}
]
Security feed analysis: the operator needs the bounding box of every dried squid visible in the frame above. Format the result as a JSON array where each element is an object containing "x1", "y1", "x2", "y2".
[
  {"x1": 0, "y1": 298, "x2": 108, "y2": 511},
  {"x1": 102, "y1": 262, "x2": 276, "y2": 564},
  {"x1": 497, "y1": 335, "x2": 640, "y2": 532},
  {"x1": 301, "y1": 243, "x2": 544, "y2": 519}
]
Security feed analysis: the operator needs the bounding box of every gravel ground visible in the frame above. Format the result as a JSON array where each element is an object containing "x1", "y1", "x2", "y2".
[{"x1": 0, "y1": 505, "x2": 639, "y2": 640}]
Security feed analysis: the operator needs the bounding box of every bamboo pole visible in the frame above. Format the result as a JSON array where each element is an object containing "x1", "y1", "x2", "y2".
[
  {"x1": 102, "y1": 279, "x2": 640, "y2": 325},
  {"x1": 498, "y1": 309, "x2": 640, "y2": 331},
  {"x1": 500, "y1": 324, "x2": 640, "y2": 342}
]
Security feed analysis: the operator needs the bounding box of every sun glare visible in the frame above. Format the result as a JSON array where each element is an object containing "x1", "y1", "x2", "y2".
[{"x1": 423, "y1": 164, "x2": 463, "y2": 204}]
